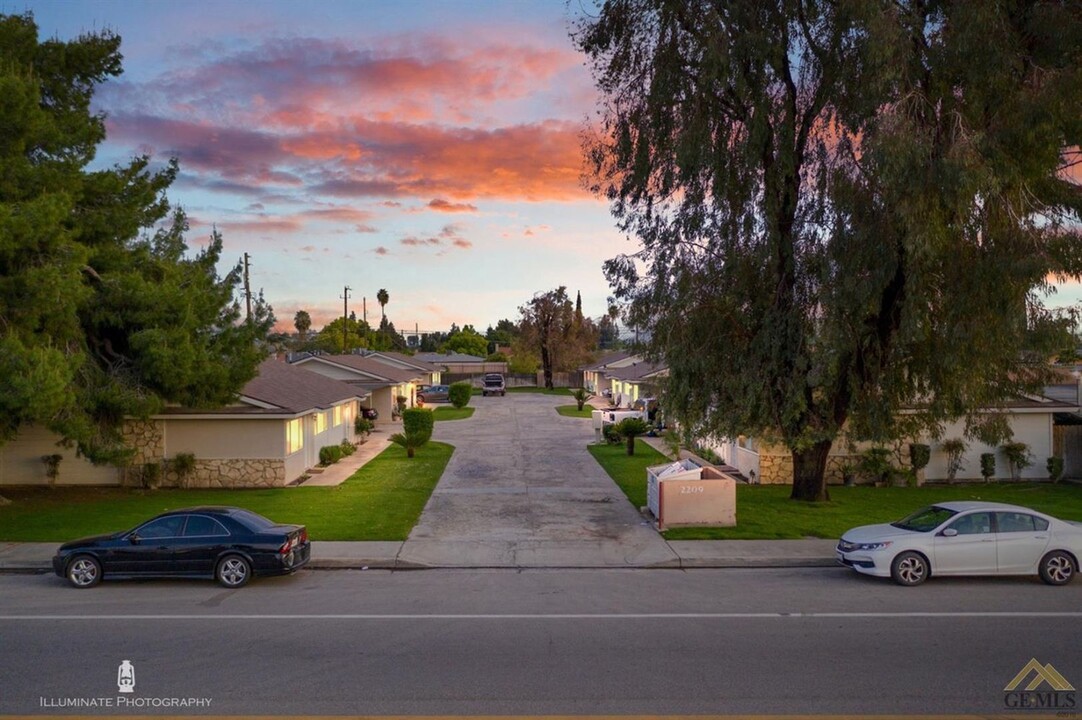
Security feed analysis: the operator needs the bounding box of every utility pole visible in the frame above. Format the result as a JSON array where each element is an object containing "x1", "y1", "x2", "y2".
[
  {"x1": 363, "y1": 297, "x2": 367, "y2": 324},
  {"x1": 340, "y1": 286, "x2": 352, "y2": 353},
  {"x1": 243, "y1": 252, "x2": 252, "y2": 323}
]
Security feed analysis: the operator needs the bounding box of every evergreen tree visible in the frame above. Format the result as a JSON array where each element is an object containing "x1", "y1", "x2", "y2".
[{"x1": 0, "y1": 13, "x2": 273, "y2": 466}]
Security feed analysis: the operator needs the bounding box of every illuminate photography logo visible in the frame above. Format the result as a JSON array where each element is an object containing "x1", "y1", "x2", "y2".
[
  {"x1": 1004, "y1": 658, "x2": 1077, "y2": 711},
  {"x1": 37, "y1": 658, "x2": 213, "y2": 710}
]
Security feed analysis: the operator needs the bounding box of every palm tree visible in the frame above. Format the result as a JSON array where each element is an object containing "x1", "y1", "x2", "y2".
[
  {"x1": 376, "y1": 288, "x2": 389, "y2": 321},
  {"x1": 294, "y1": 310, "x2": 312, "y2": 343},
  {"x1": 613, "y1": 417, "x2": 650, "y2": 456}
]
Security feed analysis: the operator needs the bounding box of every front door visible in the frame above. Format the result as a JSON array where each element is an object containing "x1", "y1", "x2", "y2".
[{"x1": 933, "y1": 512, "x2": 997, "y2": 574}]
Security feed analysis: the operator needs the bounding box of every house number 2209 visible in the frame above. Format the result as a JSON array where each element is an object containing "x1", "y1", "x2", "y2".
[{"x1": 680, "y1": 486, "x2": 704, "y2": 494}]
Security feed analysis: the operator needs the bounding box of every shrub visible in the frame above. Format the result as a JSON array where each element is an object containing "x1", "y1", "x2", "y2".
[
  {"x1": 980, "y1": 453, "x2": 996, "y2": 483},
  {"x1": 319, "y1": 445, "x2": 344, "y2": 466},
  {"x1": 940, "y1": 438, "x2": 966, "y2": 483},
  {"x1": 859, "y1": 447, "x2": 893, "y2": 485},
  {"x1": 395, "y1": 395, "x2": 408, "y2": 415},
  {"x1": 402, "y1": 407, "x2": 435, "y2": 444},
  {"x1": 1047, "y1": 456, "x2": 1064, "y2": 483},
  {"x1": 41, "y1": 454, "x2": 62, "y2": 482},
  {"x1": 354, "y1": 417, "x2": 373, "y2": 437},
  {"x1": 142, "y1": 462, "x2": 161, "y2": 489},
  {"x1": 613, "y1": 417, "x2": 651, "y2": 456},
  {"x1": 339, "y1": 439, "x2": 356, "y2": 456},
  {"x1": 1000, "y1": 442, "x2": 1031, "y2": 479},
  {"x1": 908, "y1": 443, "x2": 930, "y2": 472},
  {"x1": 170, "y1": 452, "x2": 196, "y2": 488},
  {"x1": 603, "y1": 424, "x2": 622, "y2": 445},
  {"x1": 449, "y1": 382, "x2": 473, "y2": 409},
  {"x1": 572, "y1": 388, "x2": 590, "y2": 411}
]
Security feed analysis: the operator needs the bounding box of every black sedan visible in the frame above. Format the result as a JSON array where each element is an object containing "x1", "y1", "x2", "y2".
[{"x1": 52, "y1": 507, "x2": 310, "y2": 589}]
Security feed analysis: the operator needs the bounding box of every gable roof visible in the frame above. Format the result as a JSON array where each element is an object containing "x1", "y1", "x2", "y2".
[
  {"x1": 239, "y1": 359, "x2": 367, "y2": 413},
  {"x1": 414, "y1": 351, "x2": 487, "y2": 364},
  {"x1": 607, "y1": 360, "x2": 667, "y2": 382},
  {"x1": 294, "y1": 354, "x2": 422, "y2": 383},
  {"x1": 582, "y1": 351, "x2": 636, "y2": 372},
  {"x1": 362, "y1": 351, "x2": 441, "y2": 373}
]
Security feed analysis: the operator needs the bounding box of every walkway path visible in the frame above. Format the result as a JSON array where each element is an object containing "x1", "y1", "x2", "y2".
[{"x1": 398, "y1": 393, "x2": 680, "y2": 567}]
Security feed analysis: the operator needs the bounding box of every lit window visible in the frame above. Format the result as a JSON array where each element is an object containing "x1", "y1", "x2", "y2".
[
  {"x1": 313, "y1": 411, "x2": 327, "y2": 435},
  {"x1": 286, "y1": 419, "x2": 303, "y2": 454},
  {"x1": 333, "y1": 405, "x2": 343, "y2": 427}
]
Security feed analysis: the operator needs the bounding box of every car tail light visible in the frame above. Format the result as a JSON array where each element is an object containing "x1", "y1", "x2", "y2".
[
  {"x1": 299, "y1": 529, "x2": 308, "y2": 544},
  {"x1": 279, "y1": 540, "x2": 291, "y2": 555}
]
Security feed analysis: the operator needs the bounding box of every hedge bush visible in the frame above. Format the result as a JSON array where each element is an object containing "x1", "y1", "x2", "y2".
[
  {"x1": 402, "y1": 407, "x2": 435, "y2": 445},
  {"x1": 319, "y1": 445, "x2": 344, "y2": 466},
  {"x1": 449, "y1": 382, "x2": 473, "y2": 409}
]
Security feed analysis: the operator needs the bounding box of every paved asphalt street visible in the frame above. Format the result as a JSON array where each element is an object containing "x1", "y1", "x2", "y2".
[{"x1": 1, "y1": 566, "x2": 1080, "y2": 716}]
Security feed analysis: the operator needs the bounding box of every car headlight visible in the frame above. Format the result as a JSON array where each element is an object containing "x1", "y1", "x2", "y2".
[{"x1": 854, "y1": 541, "x2": 892, "y2": 551}]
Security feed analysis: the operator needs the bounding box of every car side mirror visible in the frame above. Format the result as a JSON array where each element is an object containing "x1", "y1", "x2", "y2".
[
  {"x1": 941, "y1": 528, "x2": 958, "y2": 537},
  {"x1": 128, "y1": 533, "x2": 141, "y2": 545}
]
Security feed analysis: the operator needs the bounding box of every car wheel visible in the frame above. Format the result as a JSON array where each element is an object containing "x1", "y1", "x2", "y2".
[
  {"x1": 216, "y1": 555, "x2": 251, "y2": 588},
  {"x1": 66, "y1": 555, "x2": 101, "y2": 589},
  {"x1": 890, "y1": 551, "x2": 929, "y2": 586},
  {"x1": 1038, "y1": 551, "x2": 1076, "y2": 586}
]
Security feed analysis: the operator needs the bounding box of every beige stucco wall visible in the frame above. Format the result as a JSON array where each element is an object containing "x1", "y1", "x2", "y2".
[
  {"x1": 0, "y1": 425, "x2": 120, "y2": 486},
  {"x1": 164, "y1": 418, "x2": 286, "y2": 458},
  {"x1": 718, "y1": 411, "x2": 1057, "y2": 485}
]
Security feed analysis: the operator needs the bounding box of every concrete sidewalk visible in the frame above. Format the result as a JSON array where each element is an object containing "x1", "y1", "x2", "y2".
[{"x1": 0, "y1": 538, "x2": 840, "y2": 572}]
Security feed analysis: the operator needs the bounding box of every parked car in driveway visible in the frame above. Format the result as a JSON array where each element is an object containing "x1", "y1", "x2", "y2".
[
  {"x1": 482, "y1": 373, "x2": 506, "y2": 396},
  {"x1": 53, "y1": 507, "x2": 310, "y2": 589},
  {"x1": 837, "y1": 501, "x2": 1082, "y2": 586},
  {"x1": 417, "y1": 384, "x2": 450, "y2": 403}
]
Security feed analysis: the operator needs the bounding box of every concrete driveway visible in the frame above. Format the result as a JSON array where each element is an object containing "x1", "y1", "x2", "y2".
[{"x1": 399, "y1": 393, "x2": 678, "y2": 567}]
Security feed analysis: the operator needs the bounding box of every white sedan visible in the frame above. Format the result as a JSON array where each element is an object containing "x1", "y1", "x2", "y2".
[{"x1": 837, "y1": 501, "x2": 1082, "y2": 586}]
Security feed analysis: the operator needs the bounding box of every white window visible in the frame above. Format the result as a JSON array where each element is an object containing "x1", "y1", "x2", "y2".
[
  {"x1": 286, "y1": 419, "x2": 303, "y2": 455},
  {"x1": 333, "y1": 405, "x2": 343, "y2": 427},
  {"x1": 313, "y1": 411, "x2": 327, "y2": 435}
]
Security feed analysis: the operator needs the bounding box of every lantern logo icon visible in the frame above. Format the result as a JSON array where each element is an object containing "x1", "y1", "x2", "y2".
[{"x1": 117, "y1": 660, "x2": 135, "y2": 693}]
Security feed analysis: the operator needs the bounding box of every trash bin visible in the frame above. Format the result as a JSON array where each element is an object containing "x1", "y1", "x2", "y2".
[{"x1": 646, "y1": 460, "x2": 736, "y2": 530}]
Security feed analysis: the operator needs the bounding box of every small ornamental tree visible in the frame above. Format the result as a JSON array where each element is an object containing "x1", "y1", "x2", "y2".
[
  {"x1": 572, "y1": 388, "x2": 590, "y2": 411},
  {"x1": 449, "y1": 382, "x2": 473, "y2": 409},
  {"x1": 980, "y1": 453, "x2": 997, "y2": 483},
  {"x1": 613, "y1": 417, "x2": 650, "y2": 456},
  {"x1": 392, "y1": 408, "x2": 434, "y2": 458},
  {"x1": 1001, "y1": 442, "x2": 1032, "y2": 481},
  {"x1": 1047, "y1": 456, "x2": 1064, "y2": 484},
  {"x1": 940, "y1": 439, "x2": 967, "y2": 484}
]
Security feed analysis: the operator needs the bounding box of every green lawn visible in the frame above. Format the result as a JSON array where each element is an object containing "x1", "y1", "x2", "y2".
[
  {"x1": 433, "y1": 407, "x2": 475, "y2": 421},
  {"x1": 508, "y1": 386, "x2": 574, "y2": 396},
  {"x1": 588, "y1": 441, "x2": 1082, "y2": 540},
  {"x1": 556, "y1": 404, "x2": 594, "y2": 418},
  {"x1": 0, "y1": 442, "x2": 454, "y2": 542}
]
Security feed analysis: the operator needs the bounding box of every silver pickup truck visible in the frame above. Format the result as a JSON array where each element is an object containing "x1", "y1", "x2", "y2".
[{"x1": 481, "y1": 373, "x2": 506, "y2": 396}]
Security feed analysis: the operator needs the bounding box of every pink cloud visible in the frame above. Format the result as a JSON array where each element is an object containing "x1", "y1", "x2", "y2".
[{"x1": 428, "y1": 198, "x2": 478, "y2": 213}]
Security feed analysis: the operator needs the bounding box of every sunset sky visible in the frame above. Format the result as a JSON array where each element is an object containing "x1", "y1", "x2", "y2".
[
  {"x1": 18, "y1": 1, "x2": 1082, "y2": 336},
  {"x1": 22, "y1": 0, "x2": 629, "y2": 334}
]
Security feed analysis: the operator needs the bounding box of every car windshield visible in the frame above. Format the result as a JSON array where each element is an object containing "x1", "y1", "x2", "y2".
[
  {"x1": 891, "y1": 505, "x2": 958, "y2": 532},
  {"x1": 231, "y1": 509, "x2": 276, "y2": 531}
]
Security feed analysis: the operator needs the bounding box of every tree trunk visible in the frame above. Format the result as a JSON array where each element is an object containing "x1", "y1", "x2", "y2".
[
  {"x1": 540, "y1": 343, "x2": 554, "y2": 389},
  {"x1": 407, "y1": 446, "x2": 415, "y2": 459},
  {"x1": 789, "y1": 440, "x2": 832, "y2": 501},
  {"x1": 626, "y1": 435, "x2": 635, "y2": 455}
]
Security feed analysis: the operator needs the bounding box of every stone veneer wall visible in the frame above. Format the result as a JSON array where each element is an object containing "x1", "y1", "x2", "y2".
[
  {"x1": 163, "y1": 459, "x2": 286, "y2": 489},
  {"x1": 757, "y1": 451, "x2": 877, "y2": 485},
  {"x1": 121, "y1": 419, "x2": 288, "y2": 488},
  {"x1": 121, "y1": 419, "x2": 165, "y2": 465}
]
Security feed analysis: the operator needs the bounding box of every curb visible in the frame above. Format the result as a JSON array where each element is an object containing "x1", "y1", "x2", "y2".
[{"x1": 0, "y1": 557, "x2": 839, "y2": 573}]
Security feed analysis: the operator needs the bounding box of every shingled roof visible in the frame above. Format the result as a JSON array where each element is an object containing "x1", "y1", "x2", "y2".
[{"x1": 240, "y1": 359, "x2": 366, "y2": 413}]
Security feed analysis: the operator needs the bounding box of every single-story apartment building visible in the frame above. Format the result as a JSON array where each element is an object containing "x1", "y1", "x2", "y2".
[
  {"x1": 0, "y1": 359, "x2": 367, "y2": 488},
  {"x1": 582, "y1": 351, "x2": 638, "y2": 397},
  {"x1": 291, "y1": 354, "x2": 424, "y2": 422},
  {"x1": 710, "y1": 395, "x2": 1080, "y2": 484}
]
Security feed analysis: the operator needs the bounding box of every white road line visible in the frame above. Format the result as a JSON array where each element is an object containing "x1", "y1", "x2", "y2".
[{"x1": 0, "y1": 611, "x2": 1080, "y2": 620}]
